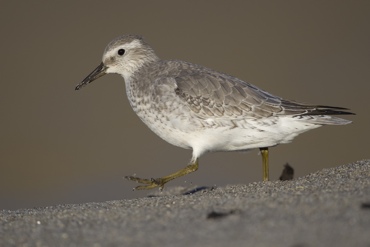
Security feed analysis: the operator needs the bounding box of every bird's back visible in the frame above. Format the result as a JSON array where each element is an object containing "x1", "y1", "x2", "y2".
[{"x1": 131, "y1": 59, "x2": 353, "y2": 123}]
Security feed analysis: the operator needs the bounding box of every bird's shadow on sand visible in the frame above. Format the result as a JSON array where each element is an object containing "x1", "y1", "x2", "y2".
[{"x1": 146, "y1": 185, "x2": 215, "y2": 197}]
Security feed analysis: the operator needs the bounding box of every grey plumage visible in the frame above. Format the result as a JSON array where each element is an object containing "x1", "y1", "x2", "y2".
[
  {"x1": 75, "y1": 35, "x2": 354, "y2": 189},
  {"x1": 127, "y1": 58, "x2": 353, "y2": 130}
]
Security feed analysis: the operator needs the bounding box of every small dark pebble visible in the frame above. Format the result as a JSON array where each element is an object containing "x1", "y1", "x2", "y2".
[
  {"x1": 280, "y1": 163, "x2": 294, "y2": 181},
  {"x1": 360, "y1": 202, "x2": 370, "y2": 209}
]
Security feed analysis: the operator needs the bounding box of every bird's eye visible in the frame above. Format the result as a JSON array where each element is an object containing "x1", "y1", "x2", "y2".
[{"x1": 118, "y1": 49, "x2": 125, "y2": 56}]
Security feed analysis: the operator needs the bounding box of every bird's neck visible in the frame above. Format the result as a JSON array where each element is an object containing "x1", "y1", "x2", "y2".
[
  {"x1": 122, "y1": 54, "x2": 159, "y2": 82},
  {"x1": 122, "y1": 57, "x2": 160, "y2": 102}
]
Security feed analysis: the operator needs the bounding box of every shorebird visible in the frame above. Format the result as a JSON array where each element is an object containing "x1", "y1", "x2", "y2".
[{"x1": 75, "y1": 35, "x2": 354, "y2": 190}]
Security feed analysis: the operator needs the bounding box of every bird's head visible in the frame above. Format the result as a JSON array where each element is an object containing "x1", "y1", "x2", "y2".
[{"x1": 75, "y1": 35, "x2": 158, "y2": 90}]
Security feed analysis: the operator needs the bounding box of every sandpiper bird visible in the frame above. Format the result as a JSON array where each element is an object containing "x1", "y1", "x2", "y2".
[{"x1": 75, "y1": 35, "x2": 354, "y2": 190}]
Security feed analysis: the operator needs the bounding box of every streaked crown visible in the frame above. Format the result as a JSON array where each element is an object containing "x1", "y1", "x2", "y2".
[{"x1": 103, "y1": 35, "x2": 159, "y2": 80}]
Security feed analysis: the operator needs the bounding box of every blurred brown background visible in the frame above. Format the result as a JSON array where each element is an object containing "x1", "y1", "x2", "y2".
[{"x1": 1, "y1": 1, "x2": 369, "y2": 210}]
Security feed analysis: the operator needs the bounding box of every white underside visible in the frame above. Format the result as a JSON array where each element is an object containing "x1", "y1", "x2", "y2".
[{"x1": 142, "y1": 115, "x2": 322, "y2": 159}]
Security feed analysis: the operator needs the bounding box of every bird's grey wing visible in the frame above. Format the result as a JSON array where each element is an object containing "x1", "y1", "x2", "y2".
[
  {"x1": 171, "y1": 71, "x2": 286, "y2": 119},
  {"x1": 156, "y1": 70, "x2": 353, "y2": 120}
]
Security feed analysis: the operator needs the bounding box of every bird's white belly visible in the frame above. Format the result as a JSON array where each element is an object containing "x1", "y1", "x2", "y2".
[{"x1": 136, "y1": 110, "x2": 321, "y2": 158}]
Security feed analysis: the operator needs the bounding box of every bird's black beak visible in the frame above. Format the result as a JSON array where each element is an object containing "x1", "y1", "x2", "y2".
[{"x1": 75, "y1": 62, "x2": 107, "y2": 90}]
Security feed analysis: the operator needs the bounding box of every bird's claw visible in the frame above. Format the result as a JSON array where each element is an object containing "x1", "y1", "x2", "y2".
[{"x1": 125, "y1": 176, "x2": 165, "y2": 190}]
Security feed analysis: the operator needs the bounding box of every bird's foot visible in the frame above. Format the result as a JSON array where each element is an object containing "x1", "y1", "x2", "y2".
[
  {"x1": 125, "y1": 176, "x2": 167, "y2": 190},
  {"x1": 125, "y1": 159, "x2": 199, "y2": 190}
]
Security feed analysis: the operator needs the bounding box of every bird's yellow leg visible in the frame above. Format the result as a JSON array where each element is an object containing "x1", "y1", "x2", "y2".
[
  {"x1": 125, "y1": 159, "x2": 199, "y2": 190},
  {"x1": 260, "y1": 147, "x2": 269, "y2": 181}
]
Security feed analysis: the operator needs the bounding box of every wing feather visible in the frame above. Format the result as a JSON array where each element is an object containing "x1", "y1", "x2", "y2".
[
  {"x1": 155, "y1": 62, "x2": 354, "y2": 120},
  {"x1": 172, "y1": 71, "x2": 284, "y2": 119}
]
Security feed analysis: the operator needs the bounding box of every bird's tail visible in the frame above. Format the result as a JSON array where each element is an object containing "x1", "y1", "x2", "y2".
[{"x1": 294, "y1": 105, "x2": 355, "y2": 125}]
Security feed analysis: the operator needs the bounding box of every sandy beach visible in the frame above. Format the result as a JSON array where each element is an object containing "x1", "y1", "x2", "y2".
[{"x1": 1, "y1": 160, "x2": 369, "y2": 247}]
